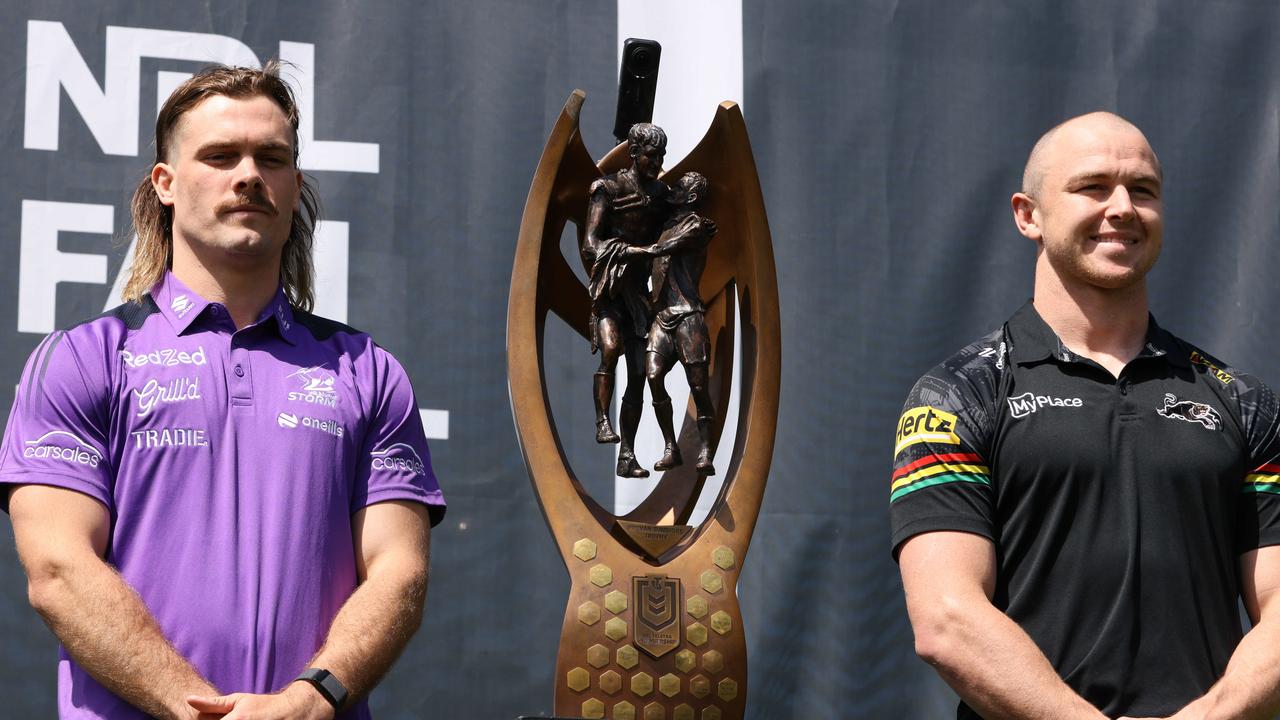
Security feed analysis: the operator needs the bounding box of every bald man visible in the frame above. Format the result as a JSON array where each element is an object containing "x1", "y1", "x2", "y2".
[{"x1": 890, "y1": 112, "x2": 1280, "y2": 719}]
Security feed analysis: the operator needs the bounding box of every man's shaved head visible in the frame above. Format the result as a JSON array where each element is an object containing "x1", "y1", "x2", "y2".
[{"x1": 1021, "y1": 112, "x2": 1161, "y2": 197}]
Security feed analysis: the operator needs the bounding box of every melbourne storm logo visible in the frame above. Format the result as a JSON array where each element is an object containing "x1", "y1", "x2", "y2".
[
  {"x1": 1156, "y1": 393, "x2": 1222, "y2": 431},
  {"x1": 287, "y1": 366, "x2": 339, "y2": 407}
]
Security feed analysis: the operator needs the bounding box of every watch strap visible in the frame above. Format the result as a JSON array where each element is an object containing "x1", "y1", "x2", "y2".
[{"x1": 296, "y1": 667, "x2": 349, "y2": 710}]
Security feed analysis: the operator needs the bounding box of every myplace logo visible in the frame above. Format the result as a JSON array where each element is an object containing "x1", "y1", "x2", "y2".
[{"x1": 1007, "y1": 392, "x2": 1083, "y2": 419}]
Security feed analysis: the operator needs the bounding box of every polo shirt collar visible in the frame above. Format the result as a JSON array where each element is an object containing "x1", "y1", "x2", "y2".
[
  {"x1": 259, "y1": 286, "x2": 300, "y2": 345},
  {"x1": 151, "y1": 271, "x2": 300, "y2": 345},
  {"x1": 1007, "y1": 300, "x2": 1188, "y2": 369},
  {"x1": 152, "y1": 271, "x2": 211, "y2": 335}
]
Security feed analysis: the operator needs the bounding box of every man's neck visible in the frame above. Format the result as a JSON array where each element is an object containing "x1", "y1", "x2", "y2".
[
  {"x1": 1033, "y1": 261, "x2": 1149, "y2": 379},
  {"x1": 171, "y1": 241, "x2": 281, "y2": 330}
]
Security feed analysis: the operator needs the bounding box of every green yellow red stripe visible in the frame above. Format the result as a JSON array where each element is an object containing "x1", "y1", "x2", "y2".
[
  {"x1": 890, "y1": 452, "x2": 990, "y2": 502},
  {"x1": 1245, "y1": 463, "x2": 1280, "y2": 493}
]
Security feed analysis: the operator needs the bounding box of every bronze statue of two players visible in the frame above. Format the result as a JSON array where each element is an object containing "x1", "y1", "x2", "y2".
[{"x1": 582, "y1": 122, "x2": 718, "y2": 479}]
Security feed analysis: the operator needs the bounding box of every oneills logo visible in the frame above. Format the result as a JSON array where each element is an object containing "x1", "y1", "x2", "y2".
[
  {"x1": 633, "y1": 575, "x2": 682, "y2": 659},
  {"x1": 895, "y1": 406, "x2": 960, "y2": 455}
]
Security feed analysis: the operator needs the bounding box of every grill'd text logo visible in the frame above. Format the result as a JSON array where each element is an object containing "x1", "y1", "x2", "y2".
[{"x1": 133, "y1": 377, "x2": 201, "y2": 418}]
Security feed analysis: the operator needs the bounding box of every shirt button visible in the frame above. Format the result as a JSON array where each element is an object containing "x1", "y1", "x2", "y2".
[{"x1": 234, "y1": 365, "x2": 244, "y2": 377}]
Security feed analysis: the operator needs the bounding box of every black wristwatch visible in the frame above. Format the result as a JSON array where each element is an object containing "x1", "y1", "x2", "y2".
[{"x1": 296, "y1": 667, "x2": 349, "y2": 711}]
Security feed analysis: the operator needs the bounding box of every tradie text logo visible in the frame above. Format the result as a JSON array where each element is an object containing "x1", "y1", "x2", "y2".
[
  {"x1": 133, "y1": 377, "x2": 201, "y2": 418},
  {"x1": 121, "y1": 346, "x2": 207, "y2": 369},
  {"x1": 1007, "y1": 392, "x2": 1083, "y2": 419},
  {"x1": 371, "y1": 443, "x2": 426, "y2": 475},
  {"x1": 287, "y1": 366, "x2": 338, "y2": 407},
  {"x1": 895, "y1": 406, "x2": 960, "y2": 455},
  {"x1": 24, "y1": 430, "x2": 102, "y2": 467},
  {"x1": 130, "y1": 427, "x2": 208, "y2": 450},
  {"x1": 171, "y1": 294, "x2": 194, "y2": 318}
]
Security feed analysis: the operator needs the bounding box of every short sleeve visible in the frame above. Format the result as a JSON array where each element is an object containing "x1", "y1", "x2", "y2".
[
  {"x1": 0, "y1": 329, "x2": 115, "y2": 512},
  {"x1": 351, "y1": 346, "x2": 446, "y2": 526},
  {"x1": 1237, "y1": 376, "x2": 1280, "y2": 550},
  {"x1": 889, "y1": 362, "x2": 996, "y2": 559}
]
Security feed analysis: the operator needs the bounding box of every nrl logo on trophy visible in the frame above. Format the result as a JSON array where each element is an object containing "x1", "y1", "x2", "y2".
[
  {"x1": 634, "y1": 575, "x2": 682, "y2": 658},
  {"x1": 509, "y1": 39, "x2": 779, "y2": 720}
]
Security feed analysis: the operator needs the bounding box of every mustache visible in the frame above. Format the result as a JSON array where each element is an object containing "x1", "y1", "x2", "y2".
[{"x1": 217, "y1": 192, "x2": 277, "y2": 216}]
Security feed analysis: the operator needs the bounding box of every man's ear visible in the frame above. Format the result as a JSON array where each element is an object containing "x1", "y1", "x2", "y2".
[
  {"x1": 152, "y1": 163, "x2": 176, "y2": 207},
  {"x1": 1011, "y1": 192, "x2": 1042, "y2": 241}
]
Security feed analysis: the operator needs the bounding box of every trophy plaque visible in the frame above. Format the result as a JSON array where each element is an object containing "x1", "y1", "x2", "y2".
[{"x1": 508, "y1": 90, "x2": 779, "y2": 720}]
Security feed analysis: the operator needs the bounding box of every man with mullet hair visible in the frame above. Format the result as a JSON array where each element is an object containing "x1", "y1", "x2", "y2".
[
  {"x1": 0, "y1": 62, "x2": 445, "y2": 719},
  {"x1": 890, "y1": 112, "x2": 1280, "y2": 718}
]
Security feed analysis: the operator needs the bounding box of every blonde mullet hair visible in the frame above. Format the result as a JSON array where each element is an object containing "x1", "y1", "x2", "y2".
[{"x1": 123, "y1": 60, "x2": 320, "y2": 311}]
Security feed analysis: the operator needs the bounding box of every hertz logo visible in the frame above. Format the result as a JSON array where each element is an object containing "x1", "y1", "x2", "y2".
[{"x1": 895, "y1": 406, "x2": 960, "y2": 455}]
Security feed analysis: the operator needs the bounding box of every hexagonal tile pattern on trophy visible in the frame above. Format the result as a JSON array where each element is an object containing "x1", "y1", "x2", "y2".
[{"x1": 573, "y1": 538, "x2": 598, "y2": 562}]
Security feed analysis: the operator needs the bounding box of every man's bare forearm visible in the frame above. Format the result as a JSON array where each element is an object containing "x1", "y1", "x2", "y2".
[
  {"x1": 301, "y1": 518, "x2": 431, "y2": 707},
  {"x1": 28, "y1": 555, "x2": 216, "y2": 719},
  {"x1": 916, "y1": 596, "x2": 1106, "y2": 720},
  {"x1": 901, "y1": 532, "x2": 1105, "y2": 720},
  {"x1": 1168, "y1": 617, "x2": 1280, "y2": 719}
]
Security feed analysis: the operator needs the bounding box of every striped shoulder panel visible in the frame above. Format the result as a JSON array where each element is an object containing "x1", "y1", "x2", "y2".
[
  {"x1": 1246, "y1": 463, "x2": 1280, "y2": 495},
  {"x1": 292, "y1": 309, "x2": 363, "y2": 342},
  {"x1": 66, "y1": 294, "x2": 162, "y2": 332},
  {"x1": 890, "y1": 451, "x2": 990, "y2": 502}
]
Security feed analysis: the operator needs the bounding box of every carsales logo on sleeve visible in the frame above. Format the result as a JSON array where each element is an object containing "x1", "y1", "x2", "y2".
[
  {"x1": 371, "y1": 443, "x2": 426, "y2": 475},
  {"x1": 24, "y1": 430, "x2": 103, "y2": 467}
]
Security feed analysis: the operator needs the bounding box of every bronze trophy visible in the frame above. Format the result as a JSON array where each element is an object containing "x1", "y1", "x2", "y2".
[{"x1": 508, "y1": 89, "x2": 779, "y2": 720}]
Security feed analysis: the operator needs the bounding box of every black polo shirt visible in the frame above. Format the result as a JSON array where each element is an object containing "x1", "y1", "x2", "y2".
[{"x1": 890, "y1": 302, "x2": 1280, "y2": 718}]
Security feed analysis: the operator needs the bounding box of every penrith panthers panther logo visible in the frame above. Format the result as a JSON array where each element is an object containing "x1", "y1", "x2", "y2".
[{"x1": 1156, "y1": 393, "x2": 1222, "y2": 431}]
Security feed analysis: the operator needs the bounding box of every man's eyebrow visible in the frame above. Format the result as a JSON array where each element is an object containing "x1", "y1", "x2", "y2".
[
  {"x1": 193, "y1": 140, "x2": 294, "y2": 154},
  {"x1": 1064, "y1": 171, "x2": 1162, "y2": 187}
]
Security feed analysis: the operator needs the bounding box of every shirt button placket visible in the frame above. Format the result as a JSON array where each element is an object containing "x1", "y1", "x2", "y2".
[{"x1": 229, "y1": 340, "x2": 253, "y2": 407}]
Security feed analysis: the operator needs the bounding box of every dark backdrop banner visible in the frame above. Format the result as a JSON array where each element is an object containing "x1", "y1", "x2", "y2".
[{"x1": 1, "y1": 1, "x2": 1277, "y2": 718}]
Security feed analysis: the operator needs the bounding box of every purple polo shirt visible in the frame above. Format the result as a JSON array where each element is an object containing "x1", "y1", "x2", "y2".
[{"x1": 0, "y1": 272, "x2": 445, "y2": 719}]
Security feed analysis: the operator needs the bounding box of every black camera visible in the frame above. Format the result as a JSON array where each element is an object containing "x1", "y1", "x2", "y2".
[{"x1": 613, "y1": 38, "x2": 662, "y2": 144}]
